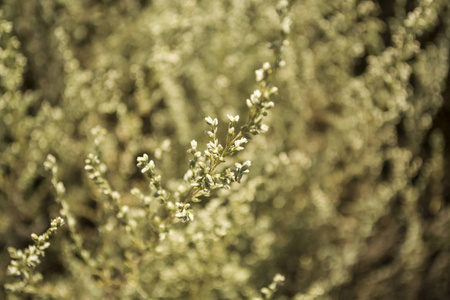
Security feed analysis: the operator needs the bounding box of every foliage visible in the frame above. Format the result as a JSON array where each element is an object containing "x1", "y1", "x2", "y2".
[{"x1": 1, "y1": 0, "x2": 450, "y2": 299}]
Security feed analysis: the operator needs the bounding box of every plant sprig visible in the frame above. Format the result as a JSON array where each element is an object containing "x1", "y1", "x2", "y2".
[
  {"x1": 181, "y1": 1, "x2": 291, "y2": 207},
  {"x1": 137, "y1": 0, "x2": 291, "y2": 222},
  {"x1": 5, "y1": 217, "x2": 65, "y2": 294}
]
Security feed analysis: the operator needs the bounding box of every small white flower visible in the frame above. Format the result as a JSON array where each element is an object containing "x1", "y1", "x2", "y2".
[
  {"x1": 56, "y1": 182, "x2": 66, "y2": 194},
  {"x1": 255, "y1": 69, "x2": 264, "y2": 82},
  {"x1": 266, "y1": 101, "x2": 275, "y2": 108},
  {"x1": 137, "y1": 154, "x2": 148, "y2": 163},
  {"x1": 281, "y1": 17, "x2": 292, "y2": 34},
  {"x1": 234, "y1": 137, "x2": 248, "y2": 147},
  {"x1": 274, "y1": 273, "x2": 285, "y2": 282},
  {"x1": 250, "y1": 93, "x2": 261, "y2": 104},
  {"x1": 141, "y1": 165, "x2": 150, "y2": 174},
  {"x1": 205, "y1": 116, "x2": 214, "y2": 125},
  {"x1": 260, "y1": 124, "x2": 269, "y2": 132},
  {"x1": 270, "y1": 86, "x2": 278, "y2": 94},
  {"x1": 227, "y1": 114, "x2": 240, "y2": 123}
]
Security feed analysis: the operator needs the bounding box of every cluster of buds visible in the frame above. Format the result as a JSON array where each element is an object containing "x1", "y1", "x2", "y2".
[
  {"x1": 137, "y1": 153, "x2": 167, "y2": 202},
  {"x1": 260, "y1": 273, "x2": 286, "y2": 299},
  {"x1": 233, "y1": 161, "x2": 252, "y2": 183},
  {"x1": 175, "y1": 202, "x2": 194, "y2": 223},
  {"x1": 6, "y1": 217, "x2": 65, "y2": 290},
  {"x1": 85, "y1": 154, "x2": 109, "y2": 194}
]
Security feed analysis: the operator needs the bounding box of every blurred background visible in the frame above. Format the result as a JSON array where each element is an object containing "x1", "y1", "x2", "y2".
[{"x1": 1, "y1": 0, "x2": 449, "y2": 299}]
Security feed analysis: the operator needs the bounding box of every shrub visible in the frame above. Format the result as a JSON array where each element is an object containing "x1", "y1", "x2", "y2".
[{"x1": 1, "y1": 0, "x2": 450, "y2": 299}]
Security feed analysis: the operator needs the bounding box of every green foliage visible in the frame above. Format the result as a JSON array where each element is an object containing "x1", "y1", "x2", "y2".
[{"x1": 1, "y1": 0, "x2": 450, "y2": 299}]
